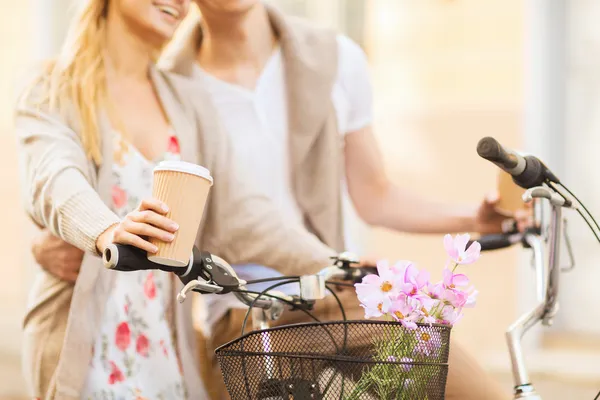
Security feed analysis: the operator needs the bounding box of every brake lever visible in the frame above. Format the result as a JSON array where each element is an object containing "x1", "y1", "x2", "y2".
[
  {"x1": 177, "y1": 279, "x2": 223, "y2": 303},
  {"x1": 198, "y1": 253, "x2": 242, "y2": 294},
  {"x1": 176, "y1": 251, "x2": 245, "y2": 302},
  {"x1": 331, "y1": 252, "x2": 360, "y2": 269}
]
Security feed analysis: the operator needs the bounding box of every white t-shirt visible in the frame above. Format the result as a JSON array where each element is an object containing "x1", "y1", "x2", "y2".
[{"x1": 195, "y1": 35, "x2": 373, "y2": 332}]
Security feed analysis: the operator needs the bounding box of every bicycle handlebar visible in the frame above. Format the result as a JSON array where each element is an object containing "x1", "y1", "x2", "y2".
[
  {"x1": 477, "y1": 137, "x2": 560, "y2": 189},
  {"x1": 102, "y1": 244, "x2": 375, "y2": 308},
  {"x1": 468, "y1": 233, "x2": 523, "y2": 252}
]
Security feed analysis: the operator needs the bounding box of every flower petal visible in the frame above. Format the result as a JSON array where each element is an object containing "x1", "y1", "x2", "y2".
[
  {"x1": 443, "y1": 234, "x2": 458, "y2": 259},
  {"x1": 362, "y1": 274, "x2": 381, "y2": 285},
  {"x1": 376, "y1": 260, "x2": 390, "y2": 276},
  {"x1": 452, "y1": 274, "x2": 470, "y2": 287},
  {"x1": 391, "y1": 260, "x2": 412, "y2": 277},
  {"x1": 400, "y1": 282, "x2": 415, "y2": 295},
  {"x1": 404, "y1": 264, "x2": 418, "y2": 283},
  {"x1": 401, "y1": 320, "x2": 418, "y2": 330},
  {"x1": 465, "y1": 289, "x2": 478, "y2": 308},
  {"x1": 442, "y1": 268, "x2": 453, "y2": 287},
  {"x1": 462, "y1": 241, "x2": 481, "y2": 264},
  {"x1": 416, "y1": 270, "x2": 430, "y2": 288},
  {"x1": 455, "y1": 234, "x2": 471, "y2": 252}
]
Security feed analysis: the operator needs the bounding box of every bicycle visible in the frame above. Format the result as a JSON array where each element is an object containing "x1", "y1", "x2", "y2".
[
  {"x1": 474, "y1": 136, "x2": 599, "y2": 400},
  {"x1": 103, "y1": 247, "x2": 451, "y2": 399},
  {"x1": 101, "y1": 136, "x2": 599, "y2": 399}
]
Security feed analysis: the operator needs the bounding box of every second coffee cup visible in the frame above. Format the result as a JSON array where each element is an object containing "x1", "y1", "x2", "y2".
[{"x1": 148, "y1": 160, "x2": 213, "y2": 267}]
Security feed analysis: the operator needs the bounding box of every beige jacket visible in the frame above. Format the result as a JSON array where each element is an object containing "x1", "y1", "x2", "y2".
[
  {"x1": 16, "y1": 65, "x2": 335, "y2": 399},
  {"x1": 159, "y1": 4, "x2": 346, "y2": 252}
]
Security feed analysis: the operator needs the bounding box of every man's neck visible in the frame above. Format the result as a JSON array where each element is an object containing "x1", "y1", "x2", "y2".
[{"x1": 196, "y1": 4, "x2": 277, "y2": 87}]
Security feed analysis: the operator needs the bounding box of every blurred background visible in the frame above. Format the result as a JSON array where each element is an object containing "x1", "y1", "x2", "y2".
[{"x1": 1, "y1": 0, "x2": 600, "y2": 398}]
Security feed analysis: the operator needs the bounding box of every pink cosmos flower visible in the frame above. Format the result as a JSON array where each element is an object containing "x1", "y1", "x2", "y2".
[
  {"x1": 398, "y1": 357, "x2": 414, "y2": 372},
  {"x1": 386, "y1": 356, "x2": 413, "y2": 373},
  {"x1": 438, "y1": 306, "x2": 463, "y2": 326},
  {"x1": 442, "y1": 268, "x2": 469, "y2": 289},
  {"x1": 464, "y1": 288, "x2": 478, "y2": 308},
  {"x1": 355, "y1": 260, "x2": 401, "y2": 304},
  {"x1": 389, "y1": 294, "x2": 418, "y2": 329},
  {"x1": 400, "y1": 264, "x2": 430, "y2": 297},
  {"x1": 444, "y1": 234, "x2": 481, "y2": 265},
  {"x1": 445, "y1": 289, "x2": 469, "y2": 308},
  {"x1": 390, "y1": 260, "x2": 413, "y2": 276},
  {"x1": 414, "y1": 330, "x2": 442, "y2": 357},
  {"x1": 360, "y1": 294, "x2": 392, "y2": 319},
  {"x1": 425, "y1": 283, "x2": 447, "y2": 300},
  {"x1": 414, "y1": 294, "x2": 439, "y2": 324}
]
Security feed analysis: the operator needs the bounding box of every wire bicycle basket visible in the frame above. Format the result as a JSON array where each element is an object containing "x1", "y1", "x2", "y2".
[{"x1": 216, "y1": 320, "x2": 451, "y2": 399}]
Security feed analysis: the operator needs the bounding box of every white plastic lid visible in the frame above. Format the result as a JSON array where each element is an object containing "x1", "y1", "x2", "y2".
[{"x1": 154, "y1": 160, "x2": 213, "y2": 185}]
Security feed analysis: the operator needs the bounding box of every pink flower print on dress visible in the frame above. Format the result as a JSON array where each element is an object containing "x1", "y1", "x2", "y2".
[
  {"x1": 108, "y1": 361, "x2": 125, "y2": 385},
  {"x1": 160, "y1": 339, "x2": 169, "y2": 358},
  {"x1": 167, "y1": 136, "x2": 180, "y2": 154},
  {"x1": 144, "y1": 272, "x2": 156, "y2": 300},
  {"x1": 115, "y1": 322, "x2": 131, "y2": 351},
  {"x1": 111, "y1": 185, "x2": 127, "y2": 209},
  {"x1": 136, "y1": 334, "x2": 150, "y2": 357}
]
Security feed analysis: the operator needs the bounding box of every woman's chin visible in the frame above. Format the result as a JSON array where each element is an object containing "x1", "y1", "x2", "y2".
[
  {"x1": 196, "y1": 0, "x2": 259, "y2": 15},
  {"x1": 144, "y1": 26, "x2": 177, "y2": 48}
]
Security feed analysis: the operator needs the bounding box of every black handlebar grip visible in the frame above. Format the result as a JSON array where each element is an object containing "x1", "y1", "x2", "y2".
[
  {"x1": 103, "y1": 244, "x2": 190, "y2": 274},
  {"x1": 471, "y1": 234, "x2": 515, "y2": 252},
  {"x1": 346, "y1": 266, "x2": 378, "y2": 283},
  {"x1": 477, "y1": 137, "x2": 520, "y2": 169}
]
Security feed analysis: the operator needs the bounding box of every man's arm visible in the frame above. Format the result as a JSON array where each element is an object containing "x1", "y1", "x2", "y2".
[
  {"x1": 32, "y1": 230, "x2": 84, "y2": 282},
  {"x1": 344, "y1": 126, "x2": 509, "y2": 235}
]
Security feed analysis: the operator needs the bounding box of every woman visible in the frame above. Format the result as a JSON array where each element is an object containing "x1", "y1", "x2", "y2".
[
  {"x1": 16, "y1": 0, "x2": 338, "y2": 398},
  {"x1": 157, "y1": 1, "x2": 519, "y2": 399}
]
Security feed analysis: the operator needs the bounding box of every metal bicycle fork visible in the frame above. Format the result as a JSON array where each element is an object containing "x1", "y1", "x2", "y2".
[{"x1": 507, "y1": 187, "x2": 574, "y2": 400}]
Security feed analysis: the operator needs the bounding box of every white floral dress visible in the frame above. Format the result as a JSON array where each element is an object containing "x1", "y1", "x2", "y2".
[{"x1": 81, "y1": 133, "x2": 187, "y2": 400}]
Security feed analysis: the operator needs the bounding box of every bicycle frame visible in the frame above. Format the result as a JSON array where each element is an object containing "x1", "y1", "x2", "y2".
[{"x1": 507, "y1": 186, "x2": 571, "y2": 400}]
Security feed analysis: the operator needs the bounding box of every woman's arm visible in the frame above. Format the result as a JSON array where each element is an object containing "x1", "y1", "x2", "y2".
[
  {"x1": 16, "y1": 83, "x2": 180, "y2": 257},
  {"x1": 15, "y1": 93, "x2": 120, "y2": 254}
]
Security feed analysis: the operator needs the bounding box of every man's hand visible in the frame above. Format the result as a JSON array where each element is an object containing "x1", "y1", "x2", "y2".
[
  {"x1": 474, "y1": 193, "x2": 533, "y2": 234},
  {"x1": 32, "y1": 230, "x2": 84, "y2": 282}
]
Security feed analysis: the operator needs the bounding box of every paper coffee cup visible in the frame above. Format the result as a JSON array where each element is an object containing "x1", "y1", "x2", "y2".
[
  {"x1": 148, "y1": 160, "x2": 213, "y2": 267},
  {"x1": 497, "y1": 170, "x2": 525, "y2": 213}
]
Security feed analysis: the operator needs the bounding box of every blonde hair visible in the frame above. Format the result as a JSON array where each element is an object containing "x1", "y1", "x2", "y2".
[{"x1": 36, "y1": 0, "x2": 109, "y2": 165}]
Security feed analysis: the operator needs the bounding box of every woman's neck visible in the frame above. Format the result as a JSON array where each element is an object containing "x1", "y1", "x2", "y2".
[
  {"x1": 196, "y1": 4, "x2": 277, "y2": 83},
  {"x1": 104, "y1": 10, "x2": 152, "y2": 81}
]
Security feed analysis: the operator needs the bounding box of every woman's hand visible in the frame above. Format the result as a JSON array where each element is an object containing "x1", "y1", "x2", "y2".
[{"x1": 96, "y1": 198, "x2": 179, "y2": 254}]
